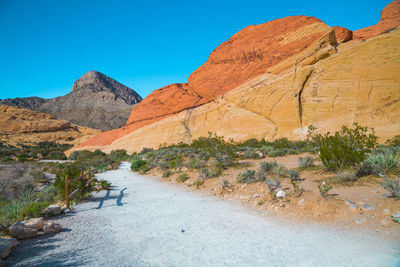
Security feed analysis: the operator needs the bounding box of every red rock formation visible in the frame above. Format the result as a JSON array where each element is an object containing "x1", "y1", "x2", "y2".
[
  {"x1": 76, "y1": 16, "x2": 331, "y2": 149},
  {"x1": 353, "y1": 0, "x2": 400, "y2": 40},
  {"x1": 332, "y1": 26, "x2": 352, "y2": 43}
]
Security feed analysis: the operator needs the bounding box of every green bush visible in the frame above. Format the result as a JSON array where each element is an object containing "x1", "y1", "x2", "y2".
[
  {"x1": 192, "y1": 179, "x2": 204, "y2": 188},
  {"x1": 110, "y1": 149, "x2": 129, "y2": 161},
  {"x1": 187, "y1": 158, "x2": 205, "y2": 169},
  {"x1": 335, "y1": 170, "x2": 359, "y2": 183},
  {"x1": 310, "y1": 123, "x2": 378, "y2": 172},
  {"x1": 264, "y1": 177, "x2": 281, "y2": 192},
  {"x1": 271, "y1": 165, "x2": 289, "y2": 177},
  {"x1": 99, "y1": 180, "x2": 111, "y2": 190},
  {"x1": 318, "y1": 181, "x2": 332, "y2": 198},
  {"x1": 131, "y1": 157, "x2": 146, "y2": 172},
  {"x1": 199, "y1": 167, "x2": 221, "y2": 180},
  {"x1": 162, "y1": 170, "x2": 172, "y2": 178},
  {"x1": 236, "y1": 169, "x2": 258, "y2": 183},
  {"x1": 288, "y1": 169, "x2": 300, "y2": 181},
  {"x1": 259, "y1": 161, "x2": 277, "y2": 173},
  {"x1": 380, "y1": 178, "x2": 400, "y2": 198},
  {"x1": 298, "y1": 156, "x2": 314, "y2": 168},
  {"x1": 19, "y1": 201, "x2": 49, "y2": 219},
  {"x1": 176, "y1": 174, "x2": 189, "y2": 183}
]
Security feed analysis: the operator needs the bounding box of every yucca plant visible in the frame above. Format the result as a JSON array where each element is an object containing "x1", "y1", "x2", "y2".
[{"x1": 365, "y1": 151, "x2": 400, "y2": 175}]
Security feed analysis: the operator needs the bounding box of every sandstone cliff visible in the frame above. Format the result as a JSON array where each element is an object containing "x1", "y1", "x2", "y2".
[
  {"x1": 0, "y1": 71, "x2": 142, "y2": 131},
  {"x1": 70, "y1": 1, "x2": 400, "y2": 154},
  {"x1": 0, "y1": 105, "x2": 100, "y2": 146}
]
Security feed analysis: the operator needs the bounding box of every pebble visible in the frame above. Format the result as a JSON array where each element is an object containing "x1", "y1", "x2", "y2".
[
  {"x1": 181, "y1": 229, "x2": 185, "y2": 233},
  {"x1": 354, "y1": 219, "x2": 364, "y2": 224},
  {"x1": 276, "y1": 190, "x2": 286, "y2": 198},
  {"x1": 253, "y1": 194, "x2": 259, "y2": 199},
  {"x1": 348, "y1": 204, "x2": 359, "y2": 211},
  {"x1": 298, "y1": 198, "x2": 305, "y2": 205},
  {"x1": 345, "y1": 200, "x2": 356, "y2": 206}
]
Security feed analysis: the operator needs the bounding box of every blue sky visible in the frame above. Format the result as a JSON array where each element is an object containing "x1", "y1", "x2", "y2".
[{"x1": 0, "y1": 0, "x2": 392, "y2": 99}]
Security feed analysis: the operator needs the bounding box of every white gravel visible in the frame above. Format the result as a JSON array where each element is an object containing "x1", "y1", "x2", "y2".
[{"x1": 8, "y1": 162, "x2": 400, "y2": 266}]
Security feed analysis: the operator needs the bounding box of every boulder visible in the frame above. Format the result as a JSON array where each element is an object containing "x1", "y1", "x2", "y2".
[
  {"x1": 45, "y1": 204, "x2": 61, "y2": 217},
  {"x1": 24, "y1": 217, "x2": 45, "y2": 230},
  {"x1": 0, "y1": 238, "x2": 19, "y2": 259},
  {"x1": 333, "y1": 26, "x2": 352, "y2": 43},
  {"x1": 361, "y1": 204, "x2": 374, "y2": 211},
  {"x1": 276, "y1": 190, "x2": 287, "y2": 198},
  {"x1": 10, "y1": 222, "x2": 38, "y2": 240},
  {"x1": 43, "y1": 222, "x2": 62, "y2": 234}
]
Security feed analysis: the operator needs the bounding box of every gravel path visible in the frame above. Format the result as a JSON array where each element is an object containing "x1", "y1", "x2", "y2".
[{"x1": 8, "y1": 162, "x2": 400, "y2": 266}]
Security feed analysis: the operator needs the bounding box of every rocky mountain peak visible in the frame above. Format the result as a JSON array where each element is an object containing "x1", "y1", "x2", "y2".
[{"x1": 71, "y1": 70, "x2": 142, "y2": 105}]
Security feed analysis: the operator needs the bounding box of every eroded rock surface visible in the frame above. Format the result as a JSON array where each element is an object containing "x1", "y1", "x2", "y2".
[{"x1": 71, "y1": 1, "x2": 400, "y2": 154}]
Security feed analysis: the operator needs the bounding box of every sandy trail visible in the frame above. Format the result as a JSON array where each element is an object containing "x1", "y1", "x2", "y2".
[{"x1": 8, "y1": 162, "x2": 400, "y2": 266}]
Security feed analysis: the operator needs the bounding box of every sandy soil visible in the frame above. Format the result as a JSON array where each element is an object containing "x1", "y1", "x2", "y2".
[{"x1": 8, "y1": 162, "x2": 400, "y2": 266}]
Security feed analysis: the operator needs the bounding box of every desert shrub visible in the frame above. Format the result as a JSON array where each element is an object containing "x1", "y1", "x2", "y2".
[
  {"x1": 199, "y1": 167, "x2": 221, "y2": 180},
  {"x1": 192, "y1": 179, "x2": 204, "y2": 188},
  {"x1": 259, "y1": 161, "x2": 277, "y2": 173},
  {"x1": 162, "y1": 170, "x2": 172, "y2": 178},
  {"x1": 236, "y1": 169, "x2": 257, "y2": 183},
  {"x1": 99, "y1": 180, "x2": 111, "y2": 190},
  {"x1": 176, "y1": 174, "x2": 189, "y2": 183},
  {"x1": 298, "y1": 156, "x2": 314, "y2": 168},
  {"x1": 265, "y1": 149, "x2": 286, "y2": 157},
  {"x1": 131, "y1": 156, "x2": 146, "y2": 172},
  {"x1": 48, "y1": 151, "x2": 67, "y2": 160},
  {"x1": 36, "y1": 185, "x2": 58, "y2": 202},
  {"x1": 157, "y1": 161, "x2": 169, "y2": 170},
  {"x1": 187, "y1": 158, "x2": 205, "y2": 169},
  {"x1": 335, "y1": 170, "x2": 359, "y2": 183},
  {"x1": 310, "y1": 123, "x2": 378, "y2": 172},
  {"x1": 386, "y1": 135, "x2": 400, "y2": 147},
  {"x1": 264, "y1": 177, "x2": 281, "y2": 192},
  {"x1": 271, "y1": 165, "x2": 289, "y2": 177},
  {"x1": 363, "y1": 151, "x2": 400, "y2": 175},
  {"x1": 380, "y1": 178, "x2": 400, "y2": 198},
  {"x1": 168, "y1": 158, "x2": 182, "y2": 170},
  {"x1": 318, "y1": 181, "x2": 332, "y2": 198},
  {"x1": 241, "y1": 148, "x2": 263, "y2": 159},
  {"x1": 138, "y1": 163, "x2": 151, "y2": 174},
  {"x1": 110, "y1": 149, "x2": 129, "y2": 161},
  {"x1": 192, "y1": 133, "x2": 238, "y2": 169},
  {"x1": 288, "y1": 169, "x2": 300, "y2": 181},
  {"x1": 19, "y1": 201, "x2": 49, "y2": 219}
]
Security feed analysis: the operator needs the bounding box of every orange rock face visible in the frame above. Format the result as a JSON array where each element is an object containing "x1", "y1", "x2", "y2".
[
  {"x1": 332, "y1": 26, "x2": 352, "y2": 43},
  {"x1": 72, "y1": 1, "x2": 400, "y2": 154},
  {"x1": 353, "y1": 0, "x2": 400, "y2": 40}
]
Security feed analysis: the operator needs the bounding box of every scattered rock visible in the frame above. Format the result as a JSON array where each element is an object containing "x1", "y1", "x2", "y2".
[
  {"x1": 256, "y1": 151, "x2": 263, "y2": 158},
  {"x1": 298, "y1": 198, "x2": 305, "y2": 205},
  {"x1": 276, "y1": 190, "x2": 286, "y2": 198},
  {"x1": 348, "y1": 204, "x2": 359, "y2": 211},
  {"x1": 181, "y1": 229, "x2": 185, "y2": 233},
  {"x1": 345, "y1": 200, "x2": 356, "y2": 206},
  {"x1": 24, "y1": 217, "x2": 45, "y2": 230},
  {"x1": 361, "y1": 204, "x2": 374, "y2": 211},
  {"x1": 45, "y1": 204, "x2": 62, "y2": 217},
  {"x1": 43, "y1": 222, "x2": 62, "y2": 234},
  {"x1": 10, "y1": 222, "x2": 38, "y2": 240},
  {"x1": 354, "y1": 219, "x2": 364, "y2": 224},
  {"x1": 253, "y1": 194, "x2": 259, "y2": 199},
  {"x1": 0, "y1": 238, "x2": 19, "y2": 259}
]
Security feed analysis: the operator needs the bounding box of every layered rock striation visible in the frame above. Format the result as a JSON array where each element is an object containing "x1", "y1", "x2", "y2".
[
  {"x1": 71, "y1": 1, "x2": 400, "y2": 154},
  {"x1": 0, "y1": 105, "x2": 100, "y2": 146}
]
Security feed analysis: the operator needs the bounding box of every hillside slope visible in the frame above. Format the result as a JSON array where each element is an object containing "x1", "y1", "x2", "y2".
[{"x1": 0, "y1": 71, "x2": 142, "y2": 131}]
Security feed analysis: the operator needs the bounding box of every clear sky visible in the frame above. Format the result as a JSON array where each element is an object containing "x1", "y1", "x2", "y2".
[{"x1": 0, "y1": 0, "x2": 392, "y2": 99}]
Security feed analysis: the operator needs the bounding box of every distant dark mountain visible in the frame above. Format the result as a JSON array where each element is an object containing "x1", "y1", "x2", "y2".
[{"x1": 0, "y1": 71, "x2": 142, "y2": 131}]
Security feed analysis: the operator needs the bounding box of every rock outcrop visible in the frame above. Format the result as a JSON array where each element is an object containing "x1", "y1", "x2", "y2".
[
  {"x1": 353, "y1": 0, "x2": 400, "y2": 40},
  {"x1": 0, "y1": 71, "x2": 142, "y2": 131},
  {"x1": 70, "y1": 1, "x2": 400, "y2": 154},
  {"x1": 0, "y1": 105, "x2": 100, "y2": 146}
]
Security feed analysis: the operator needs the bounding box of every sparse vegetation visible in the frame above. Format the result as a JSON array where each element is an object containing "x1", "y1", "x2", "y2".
[
  {"x1": 264, "y1": 177, "x2": 281, "y2": 193},
  {"x1": 176, "y1": 173, "x2": 189, "y2": 183},
  {"x1": 309, "y1": 123, "x2": 378, "y2": 172},
  {"x1": 236, "y1": 169, "x2": 257, "y2": 184},
  {"x1": 380, "y1": 178, "x2": 400, "y2": 199},
  {"x1": 162, "y1": 170, "x2": 172, "y2": 178},
  {"x1": 298, "y1": 156, "x2": 314, "y2": 169},
  {"x1": 318, "y1": 181, "x2": 332, "y2": 198}
]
